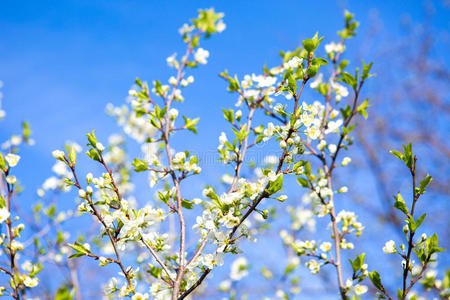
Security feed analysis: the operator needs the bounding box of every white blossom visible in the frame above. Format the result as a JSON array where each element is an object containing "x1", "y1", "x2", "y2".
[
  {"x1": 320, "y1": 242, "x2": 332, "y2": 252},
  {"x1": 0, "y1": 208, "x2": 10, "y2": 223},
  {"x1": 23, "y1": 276, "x2": 39, "y2": 288},
  {"x1": 230, "y1": 257, "x2": 249, "y2": 281},
  {"x1": 194, "y1": 48, "x2": 209, "y2": 64},
  {"x1": 341, "y1": 157, "x2": 351, "y2": 166},
  {"x1": 354, "y1": 284, "x2": 368, "y2": 295},
  {"x1": 284, "y1": 56, "x2": 303, "y2": 69},
  {"x1": 325, "y1": 42, "x2": 344, "y2": 54},
  {"x1": 6, "y1": 175, "x2": 16, "y2": 184},
  {"x1": 383, "y1": 240, "x2": 396, "y2": 254},
  {"x1": 5, "y1": 153, "x2": 20, "y2": 167}
]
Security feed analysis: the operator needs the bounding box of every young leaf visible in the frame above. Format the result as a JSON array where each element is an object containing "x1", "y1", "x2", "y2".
[
  {"x1": 267, "y1": 174, "x2": 283, "y2": 194},
  {"x1": 369, "y1": 270, "x2": 383, "y2": 291},
  {"x1": 222, "y1": 109, "x2": 234, "y2": 123},
  {"x1": 418, "y1": 174, "x2": 432, "y2": 194},
  {"x1": 68, "y1": 145, "x2": 77, "y2": 166},
  {"x1": 389, "y1": 150, "x2": 404, "y2": 161},
  {"x1": 86, "y1": 130, "x2": 98, "y2": 147},
  {"x1": 132, "y1": 158, "x2": 149, "y2": 172},
  {"x1": 297, "y1": 177, "x2": 309, "y2": 188},
  {"x1": 181, "y1": 199, "x2": 194, "y2": 209},
  {"x1": 414, "y1": 213, "x2": 426, "y2": 229},
  {"x1": 86, "y1": 149, "x2": 100, "y2": 162},
  {"x1": 394, "y1": 192, "x2": 409, "y2": 216}
]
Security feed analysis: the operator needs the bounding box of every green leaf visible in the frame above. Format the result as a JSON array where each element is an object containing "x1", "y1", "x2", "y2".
[
  {"x1": 349, "y1": 253, "x2": 365, "y2": 272},
  {"x1": 153, "y1": 80, "x2": 163, "y2": 95},
  {"x1": 55, "y1": 285, "x2": 74, "y2": 300},
  {"x1": 312, "y1": 57, "x2": 328, "y2": 66},
  {"x1": 339, "y1": 60, "x2": 349, "y2": 70},
  {"x1": 132, "y1": 158, "x2": 148, "y2": 172},
  {"x1": 415, "y1": 213, "x2": 426, "y2": 229},
  {"x1": 342, "y1": 125, "x2": 355, "y2": 135},
  {"x1": 389, "y1": 150, "x2": 404, "y2": 161},
  {"x1": 413, "y1": 247, "x2": 427, "y2": 264},
  {"x1": 192, "y1": 8, "x2": 224, "y2": 37},
  {"x1": 318, "y1": 82, "x2": 329, "y2": 95},
  {"x1": 362, "y1": 61, "x2": 374, "y2": 80},
  {"x1": 369, "y1": 271, "x2": 383, "y2": 291},
  {"x1": 0, "y1": 152, "x2": 5, "y2": 170},
  {"x1": 297, "y1": 177, "x2": 309, "y2": 188},
  {"x1": 402, "y1": 143, "x2": 413, "y2": 169},
  {"x1": 181, "y1": 199, "x2": 194, "y2": 209},
  {"x1": 86, "y1": 149, "x2": 100, "y2": 162},
  {"x1": 86, "y1": 130, "x2": 97, "y2": 147},
  {"x1": 222, "y1": 109, "x2": 234, "y2": 123},
  {"x1": 357, "y1": 99, "x2": 369, "y2": 119},
  {"x1": 304, "y1": 162, "x2": 311, "y2": 176},
  {"x1": 287, "y1": 73, "x2": 297, "y2": 92},
  {"x1": 443, "y1": 270, "x2": 450, "y2": 289},
  {"x1": 135, "y1": 77, "x2": 143, "y2": 88},
  {"x1": 204, "y1": 188, "x2": 223, "y2": 210},
  {"x1": 191, "y1": 35, "x2": 200, "y2": 47},
  {"x1": 339, "y1": 72, "x2": 357, "y2": 89},
  {"x1": 426, "y1": 233, "x2": 443, "y2": 255},
  {"x1": 267, "y1": 174, "x2": 283, "y2": 194},
  {"x1": 183, "y1": 117, "x2": 200, "y2": 134},
  {"x1": 236, "y1": 124, "x2": 249, "y2": 142},
  {"x1": 394, "y1": 192, "x2": 409, "y2": 216},
  {"x1": 255, "y1": 134, "x2": 265, "y2": 144},
  {"x1": 340, "y1": 105, "x2": 352, "y2": 121},
  {"x1": 22, "y1": 121, "x2": 32, "y2": 141},
  {"x1": 157, "y1": 191, "x2": 169, "y2": 205},
  {"x1": 148, "y1": 264, "x2": 162, "y2": 279},
  {"x1": 0, "y1": 196, "x2": 5, "y2": 209},
  {"x1": 284, "y1": 262, "x2": 297, "y2": 275},
  {"x1": 261, "y1": 267, "x2": 273, "y2": 279},
  {"x1": 418, "y1": 174, "x2": 432, "y2": 194},
  {"x1": 68, "y1": 145, "x2": 77, "y2": 166},
  {"x1": 227, "y1": 75, "x2": 240, "y2": 92},
  {"x1": 68, "y1": 242, "x2": 90, "y2": 258}
]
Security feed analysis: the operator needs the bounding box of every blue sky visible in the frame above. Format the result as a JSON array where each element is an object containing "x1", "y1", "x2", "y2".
[
  {"x1": 1, "y1": 0, "x2": 448, "y2": 191},
  {"x1": 0, "y1": 0, "x2": 448, "y2": 297},
  {"x1": 0, "y1": 0, "x2": 447, "y2": 148},
  {"x1": 0, "y1": 0, "x2": 447, "y2": 235}
]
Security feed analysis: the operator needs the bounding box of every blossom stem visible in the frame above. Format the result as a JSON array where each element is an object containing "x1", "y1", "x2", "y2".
[
  {"x1": 5, "y1": 175, "x2": 21, "y2": 299},
  {"x1": 401, "y1": 156, "x2": 418, "y2": 300},
  {"x1": 140, "y1": 236, "x2": 175, "y2": 283},
  {"x1": 179, "y1": 78, "x2": 310, "y2": 300},
  {"x1": 68, "y1": 165, "x2": 133, "y2": 287},
  {"x1": 163, "y1": 34, "x2": 198, "y2": 300}
]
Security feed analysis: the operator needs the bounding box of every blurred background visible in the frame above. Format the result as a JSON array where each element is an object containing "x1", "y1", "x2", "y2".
[{"x1": 0, "y1": 0, "x2": 448, "y2": 299}]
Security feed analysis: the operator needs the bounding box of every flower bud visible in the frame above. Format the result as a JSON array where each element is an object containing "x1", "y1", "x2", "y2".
[
  {"x1": 337, "y1": 186, "x2": 348, "y2": 193},
  {"x1": 235, "y1": 110, "x2": 242, "y2": 121},
  {"x1": 96, "y1": 143, "x2": 105, "y2": 152},
  {"x1": 78, "y1": 189, "x2": 86, "y2": 199},
  {"x1": 86, "y1": 173, "x2": 93, "y2": 183},
  {"x1": 341, "y1": 157, "x2": 351, "y2": 166},
  {"x1": 169, "y1": 76, "x2": 177, "y2": 85},
  {"x1": 86, "y1": 186, "x2": 93, "y2": 194},
  {"x1": 52, "y1": 150, "x2": 65, "y2": 161}
]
